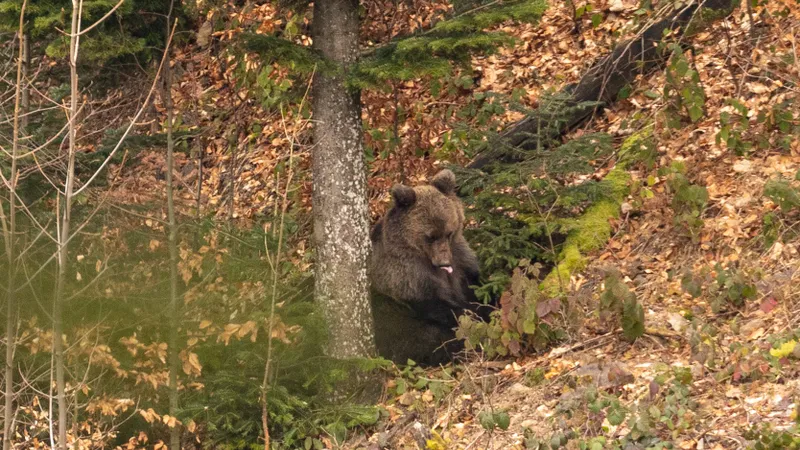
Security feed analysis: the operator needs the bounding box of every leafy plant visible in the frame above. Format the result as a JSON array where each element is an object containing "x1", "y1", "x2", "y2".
[
  {"x1": 478, "y1": 409, "x2": 511, "y2": 431},
  {"x1": 709, "y1": 264, "x2": 757, "y2": 313},
  {"x1": 759, "y1": 177, "x2": 800, "y2": 247},
  {"x1": 665, "y1": 168, "x2": 708, "y2": 239},
  {"x1": 663, "y1": 45, "x2": 706, "y2": 128},
  {"x1": 387, "y1": 361, "x2": 457, "y2": 405},
  {"x1": 457, "y1": 261, "x2": 570, "y2": 357},
  {"x1": 717, "y1": 98, "x2": 755, "y2": 155},
  {"x1": 599, "y1": 270, "x2": 645, "y2": 342},
  {"x1": 716, "y1": 98, "x2": 800, "y2": 156},
  {"x1": 764, "y1": 178, "x2": 800, "y2": 212},
  {"x1": 745, "y1": 424, "x2": 800, "y2": 450}
]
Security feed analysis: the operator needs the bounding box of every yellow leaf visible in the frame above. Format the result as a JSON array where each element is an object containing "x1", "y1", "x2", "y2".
[
  {"x1": 139, "y1": 408, "x2": 160, "y2": 423},
  {"x1": 238, "y1": 320, "x2": 257, "y2": 338},
  {"x1": 770, "y1": 340, "x2": 797, "y2": 358},
  {"x1": 199, "y1": 320, "x2": 212, "y2": 330},
  {"x1": 182, "y1": 351, "x2": 202, "y2": 376}
]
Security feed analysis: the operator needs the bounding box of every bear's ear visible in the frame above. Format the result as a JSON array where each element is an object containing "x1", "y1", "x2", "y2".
[
  {"x1": 391, "y1": 185, "x2": 416, "y2": 208},
  {"x1": 432, "y1": 169, "x2": 456, "y2": 195}
]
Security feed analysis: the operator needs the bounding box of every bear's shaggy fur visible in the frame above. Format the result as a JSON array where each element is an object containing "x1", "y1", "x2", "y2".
[{"x1": 369, "y1": 169, "x2": 484, "y2": 364}]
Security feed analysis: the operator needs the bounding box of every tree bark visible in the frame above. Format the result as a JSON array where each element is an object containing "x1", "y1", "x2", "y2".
[
  {"x1": 468, "y1": 0, "x2": 735, "y2": 169},
  {"x1": 311, "y1": 0, "x2": 376, "y2": 360}
]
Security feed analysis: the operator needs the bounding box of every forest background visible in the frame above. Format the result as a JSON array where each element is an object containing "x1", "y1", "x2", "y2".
[{"x1": 1, "y1": 0, "x2": 800, "y2": 449}]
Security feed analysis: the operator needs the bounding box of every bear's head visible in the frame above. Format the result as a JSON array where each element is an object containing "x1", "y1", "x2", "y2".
[{"x1": 384, "y1": 169, "x2": 465, "y2": 274}]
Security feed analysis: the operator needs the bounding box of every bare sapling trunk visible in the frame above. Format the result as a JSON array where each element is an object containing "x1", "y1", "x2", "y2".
[
  {"x1": 227, "y1": 127, "x2": 237, "y2": 221},
  {"x1": 260, "y1": 100, "x2": 306, "y2": 449},
  {"x1": 311, "y1": 0, "x2": 376, "y2": 360},
  {"x1": 163, "y1": 6, "x2": 181, "y2": 450},
  {"x1": 20, "y1": 32, "x2": 29, "y2": 135},
  {"x1": 52, "y1": 1, "x2": 81, "y2": 448},
  {"x1": 3, "y1": 3, "x2": 28, "y2": 449}
]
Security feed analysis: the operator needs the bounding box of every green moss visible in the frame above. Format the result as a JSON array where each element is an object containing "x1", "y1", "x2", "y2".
[
  {"x1": 617, "y1": 125, "x2": 655, "y2": 169},
  {"x1": 540, "y1": 167, "x2": 631, "y2": 295},
  {"x1": 542, "y1": 243, "x2": 583, "y2": 294},
  {"x1": 604, "y1": 166, "x2": 632, "y2": 200}
]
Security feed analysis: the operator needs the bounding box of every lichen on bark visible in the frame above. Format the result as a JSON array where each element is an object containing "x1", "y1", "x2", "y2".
[{"x1": 311, "y1": 0, "x2": 376, "y2": 361}]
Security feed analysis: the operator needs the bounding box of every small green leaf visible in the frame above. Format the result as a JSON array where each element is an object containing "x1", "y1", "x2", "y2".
[
  {"x1": 495, "y1": 411, "x2": 510, "y2": 430},
  {"x1": 522, "y1": 318, "x2": 537, "y2": 334},
  {"x1": 608, "y1": 404, "x2": 627, "y2": 425},
  {"x1": 688, "y1": 105, "x2": 704, "y2": 122},
  {"x1": 478, "y1": 411, "x2": 495, "y2": 431},
  {"x1": 622, "y1": 297, "x2": 645, "y2": 342},
  {"x1": 644, "y1": 90, "x2": 660, "y2": 99}
]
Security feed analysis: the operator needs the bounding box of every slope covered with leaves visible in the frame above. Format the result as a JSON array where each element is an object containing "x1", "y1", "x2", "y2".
[{"x1": 338, "y1": 1, "x2": 800, "y2": 449}]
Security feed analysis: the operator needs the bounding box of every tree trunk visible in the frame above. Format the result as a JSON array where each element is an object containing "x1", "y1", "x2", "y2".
[
  {"x1": 4, "y1": 6, "x2": 27, "y2": 448},
  {"x1": 52, "y1": 2, "x2": 81, "y2": 448},
  {"x1": 311, "y1": 0, "x2": 376, "y2": 360}
]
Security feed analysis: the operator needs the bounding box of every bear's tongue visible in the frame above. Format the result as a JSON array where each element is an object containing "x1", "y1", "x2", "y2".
[{"x1": 440, "y1": 266, "x2": 453, "y2": 274}]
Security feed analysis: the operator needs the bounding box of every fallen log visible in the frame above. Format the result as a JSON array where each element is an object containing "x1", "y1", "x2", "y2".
[{"x1": 468, "y1": 0, "x2": 737, "y2": 170}]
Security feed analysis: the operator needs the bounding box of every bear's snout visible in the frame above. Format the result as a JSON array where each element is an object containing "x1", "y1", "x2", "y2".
[{"x1": 430, "y1": 241, "x2": 453, "y2": 271}]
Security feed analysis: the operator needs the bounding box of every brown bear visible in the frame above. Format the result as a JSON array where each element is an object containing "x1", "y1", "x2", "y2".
[{"x1": 369, "y1": 169, "x2": 485, "y2": 365}]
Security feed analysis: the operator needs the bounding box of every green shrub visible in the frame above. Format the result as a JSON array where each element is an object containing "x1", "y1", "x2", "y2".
[
  {"x1": 663, "y1": 45, "x2": 706, "y2": 128},
  {"x1": 764, "y1": 178, "x2": 800, "y2": 211},
  {"x1": 456, "y1": 261, "x2": 571, "y2": 357},
  {"x1": 745, "y1": 425, "x2": 800, "y2": 450},
  {"x1": 666, "y1": 171, "x2": 708, "y2": 239},
  {"x1": 709, "y1": 264, "x2": 758, "y2": 313},
  {"x1": 599, "y1": 270, "x2": 645, "y2": 342}
]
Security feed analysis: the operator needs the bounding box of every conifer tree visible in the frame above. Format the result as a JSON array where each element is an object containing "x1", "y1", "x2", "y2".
[{"x1": 0, "y1": 0, "x2": 181, "y2": 67}]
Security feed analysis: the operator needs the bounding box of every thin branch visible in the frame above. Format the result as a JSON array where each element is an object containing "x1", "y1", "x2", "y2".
[{"x1": 72, "y1": 21, "x2": 177, "y2": 197}]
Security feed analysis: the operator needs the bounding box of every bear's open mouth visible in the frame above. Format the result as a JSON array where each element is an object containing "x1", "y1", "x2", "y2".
[{"x1": 439, "y1": 265, "x2": 453, "y2": 274}]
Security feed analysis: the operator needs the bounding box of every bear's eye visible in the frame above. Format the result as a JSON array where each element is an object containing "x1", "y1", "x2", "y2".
[{"x1": 425, "y1": 235, "x2": 436, "y2": 243}]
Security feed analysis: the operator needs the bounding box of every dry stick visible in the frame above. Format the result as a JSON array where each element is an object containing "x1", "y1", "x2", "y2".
[
  {"x1": 196, "y1": 137, "x2": 204, "y2": 218},
  {"x1": 228, "y1": 127, "x2": 237, "y2": 220},
  {"x1": 393, "y1": 82, "x2": 405, "y2": 184},
  {"x1": 164, "y1": 3, "x2": 181, "y2": 448},
  {"x1": 3, "y1": 3, "x2": 27, "y2": 449},
  {"x1": 20, "y1": 31, "x2": 29, "y2": 134}
]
